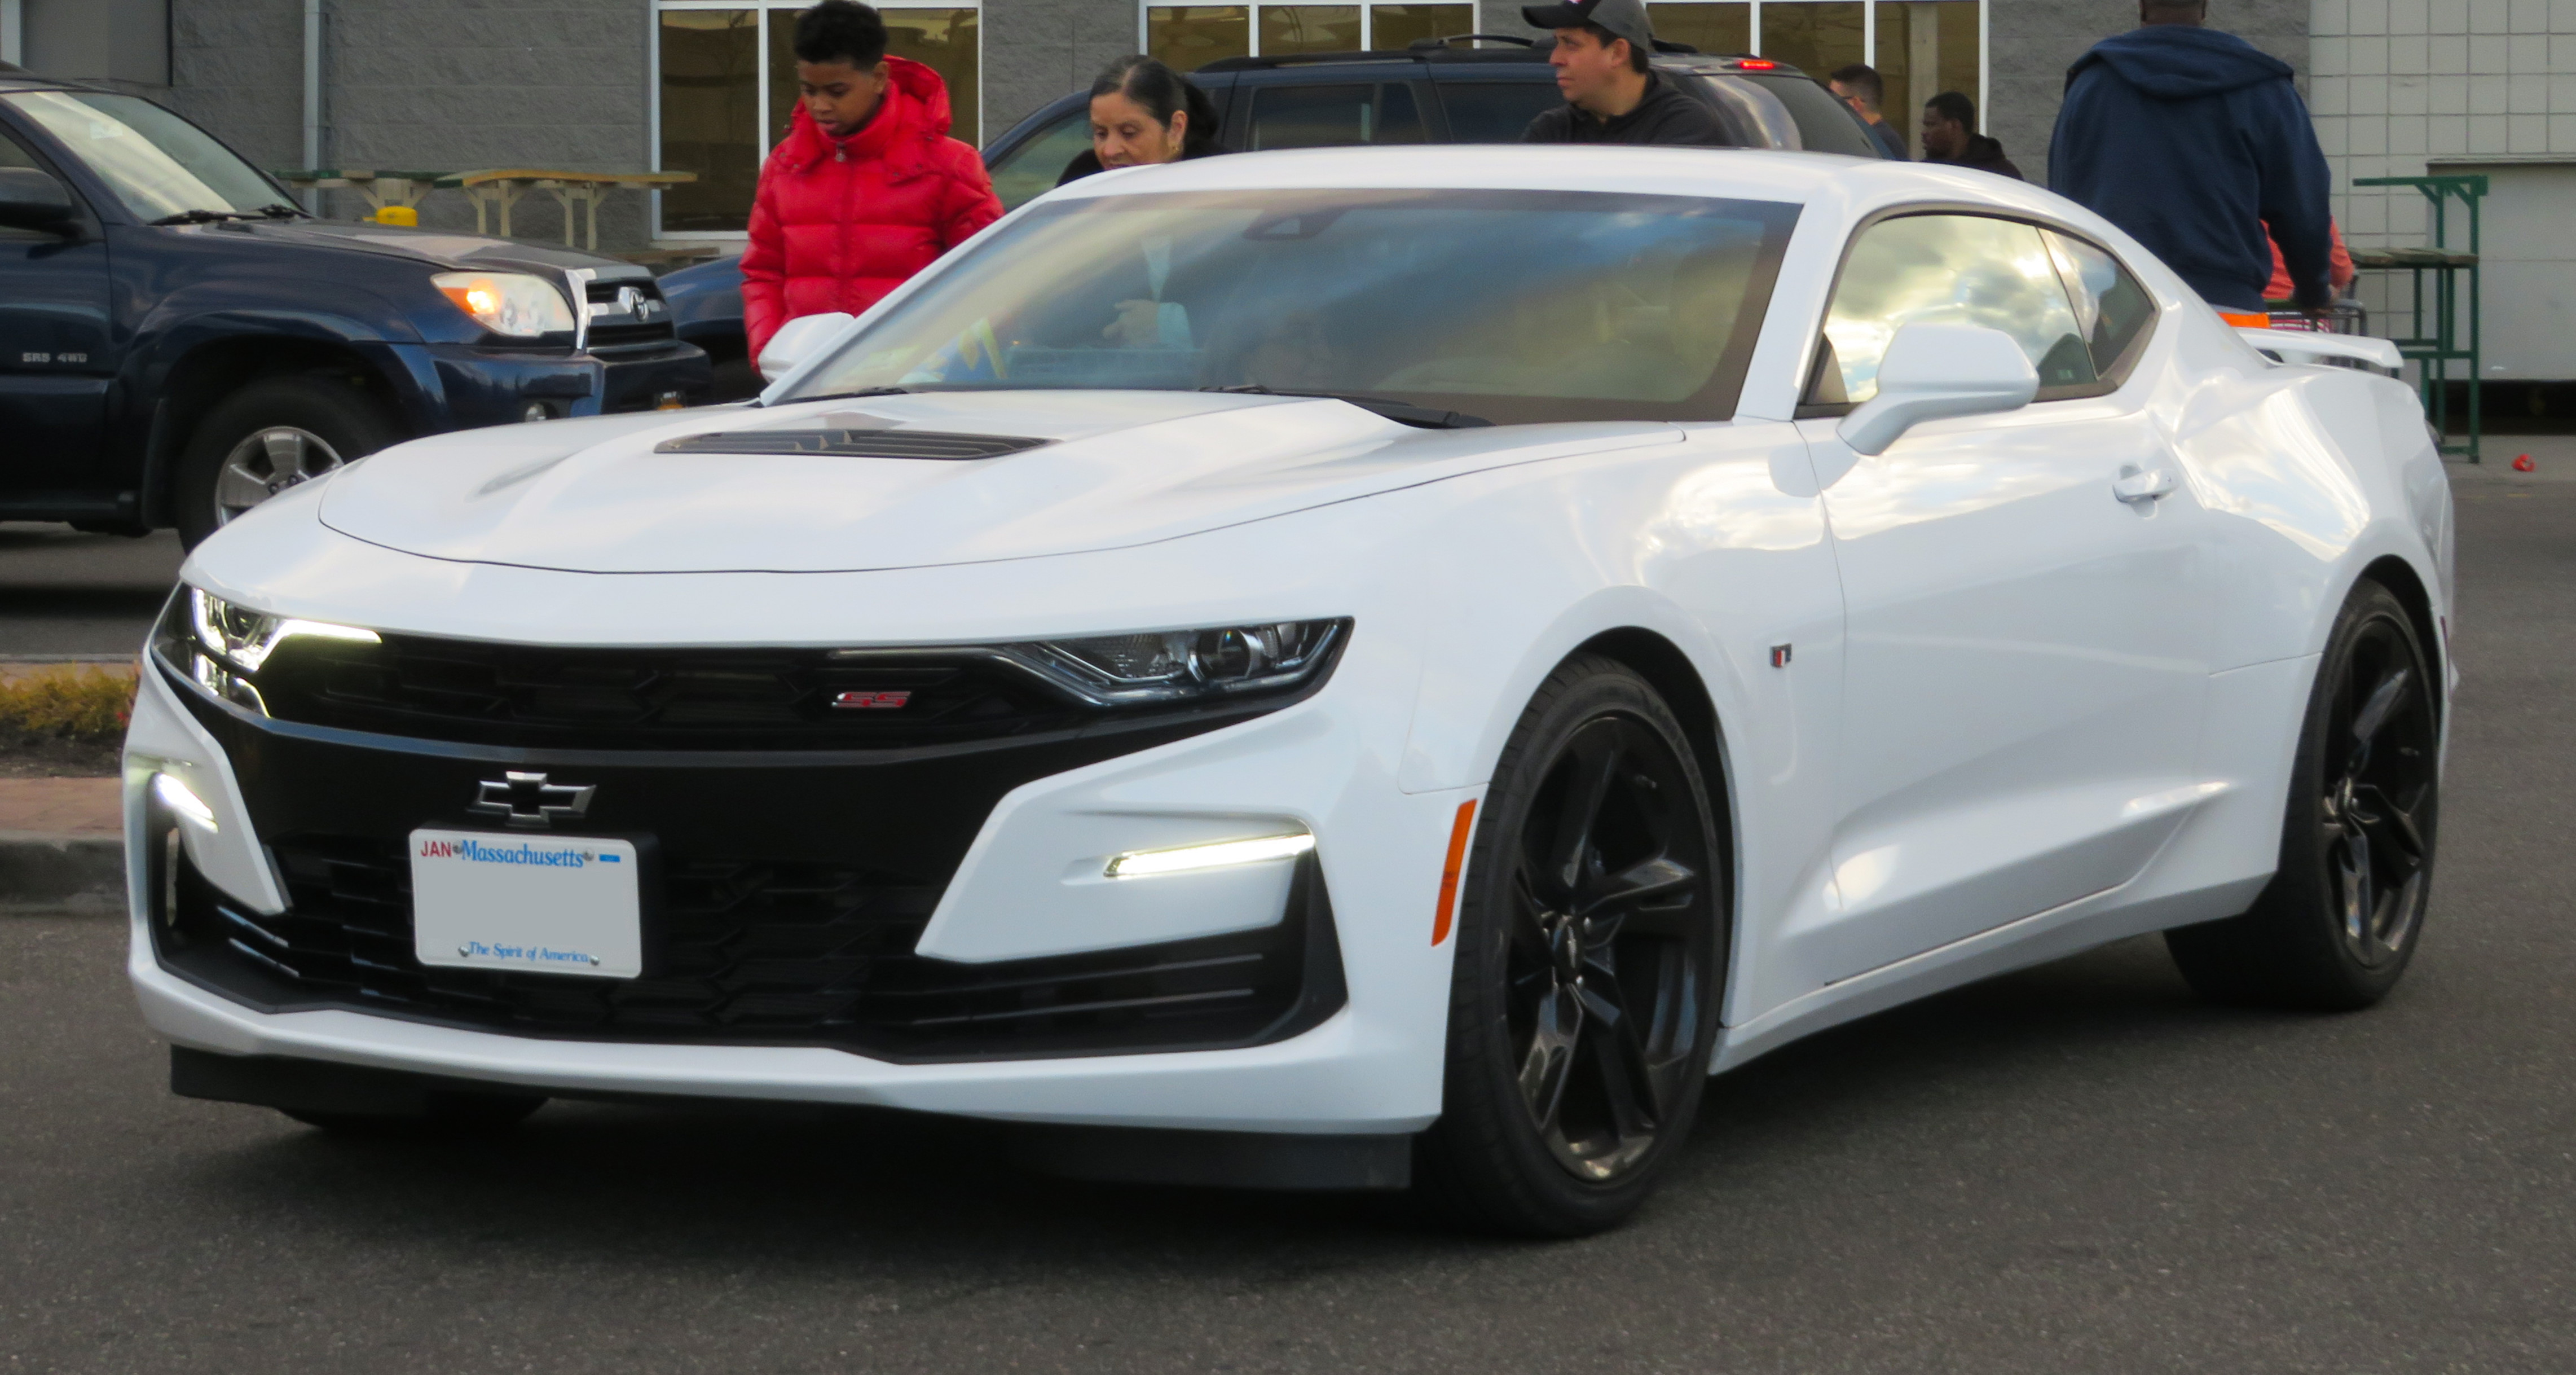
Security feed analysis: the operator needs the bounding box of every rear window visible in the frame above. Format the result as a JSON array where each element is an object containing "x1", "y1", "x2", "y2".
[
  {"x1": 1435, "y1": 78, "x2": 1562, "y2": 143},
  {"x1": 1741, "y1": 73, "x2": 1883, "y2": 157},
  {"x1": 1245, "y1": 82, "x2": 1429, "y2": 151}
]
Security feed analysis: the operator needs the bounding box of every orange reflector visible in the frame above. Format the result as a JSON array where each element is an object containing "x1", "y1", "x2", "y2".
[
  {"x1": 1432, "y1": 799, "x2": 1477, "y2": 946},
  {"x1": 2220, "y1": 310, "x2": 2272, "y2": 328}
]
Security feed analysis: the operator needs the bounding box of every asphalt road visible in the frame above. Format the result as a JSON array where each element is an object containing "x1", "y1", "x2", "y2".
[
  {"x1": 0, "y1": 523, "x2": 184, "y2": 659},
  {"x1": 6, "y1": 463, "x2": 2574, "y2": 1374}
]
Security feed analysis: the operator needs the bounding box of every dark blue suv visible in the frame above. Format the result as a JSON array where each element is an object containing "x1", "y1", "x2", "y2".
[{"x1": 0, "y1": 68, "x2": 709, "y2": 546}]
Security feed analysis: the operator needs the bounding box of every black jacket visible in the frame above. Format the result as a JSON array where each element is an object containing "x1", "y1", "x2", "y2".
[
  {"x1": 1521, "y1": 73, "x2": 1728, "y2": 147},
  {"x1": 1927, "y1": 134, "x2": 2023, "y2": 181},
  {"x1": 2047, "y1": 24, "x2": 2332, "y2": 310}
]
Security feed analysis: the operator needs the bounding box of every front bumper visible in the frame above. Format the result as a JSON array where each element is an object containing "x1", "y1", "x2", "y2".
[
  {"x1": 124, "y1": 649, "x2": 1464, "y2": 1134},
  {"x1": 397, "y1": 340, "x2": 712, "y2": 430}
]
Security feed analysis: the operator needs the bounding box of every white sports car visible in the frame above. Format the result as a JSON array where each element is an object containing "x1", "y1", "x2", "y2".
[{"x1": 126, "y1": 146, "x2": 2452, "y2": 1235}]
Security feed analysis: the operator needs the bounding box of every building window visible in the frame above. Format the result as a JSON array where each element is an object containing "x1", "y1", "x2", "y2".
[
  {"x1": 1144, "y1": 2, "x2": 1473, "y2": 70},
  {"x1": 654, "y1": 0, "x2": 983, "y2": 237},
  {"x1": 1642, "y1": 0, "x2": 1983, "y2": 154}
]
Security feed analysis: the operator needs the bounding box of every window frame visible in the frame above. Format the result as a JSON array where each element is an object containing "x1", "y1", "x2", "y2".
[
  {"x1": 1793, "y1": 204, "x2": 2165, "y2": 419},
  {"x1": 649, "y1": 0, "x2": 985, "y2": 242}
]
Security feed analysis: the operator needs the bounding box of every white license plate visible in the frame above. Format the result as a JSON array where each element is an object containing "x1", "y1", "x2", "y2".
[{"x1": 409, "y1": 828, "x2": 642, "y2": 979}]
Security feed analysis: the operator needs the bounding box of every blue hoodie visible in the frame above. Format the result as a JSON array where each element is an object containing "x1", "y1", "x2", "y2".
[{"x1": 2049, "y1": 25, "x2": 2332, "y2": 310}]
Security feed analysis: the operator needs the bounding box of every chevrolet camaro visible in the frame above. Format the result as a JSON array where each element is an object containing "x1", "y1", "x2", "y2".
[{"x1": 125, "y1": 146, "x2": 2451, "y2": 1235}]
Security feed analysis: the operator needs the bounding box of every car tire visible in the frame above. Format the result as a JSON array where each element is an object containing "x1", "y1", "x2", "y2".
[
  {"x1": 1415, "y1": 654, "x2": 1728, "y2": 1237},
  {"x1": 283, "y1": 1091, "x2": 547, "y2": 1137},
  {"x1": 175, "y1": 375, "x2": 402, "y2": 548},
  {"x1": 2165, "y1": 580, "x2": 2440, "y2": 1011}
]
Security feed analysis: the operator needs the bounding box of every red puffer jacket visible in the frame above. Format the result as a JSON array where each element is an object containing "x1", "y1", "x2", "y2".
[{"x1": 741, "y1": 57, "x2": 1002, "y2": 358}]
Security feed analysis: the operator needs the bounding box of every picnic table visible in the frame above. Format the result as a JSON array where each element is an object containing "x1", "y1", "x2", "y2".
[{"x1": 270, "y1": 168, "x2": 700, "y2": 251}]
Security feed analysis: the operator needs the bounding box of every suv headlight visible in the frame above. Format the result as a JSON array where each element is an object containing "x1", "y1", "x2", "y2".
[
  {"x1": 988, "y1": 620, "x2": 1350, "y2": 706},
  {"x1": 433, "y1": 271, "x2": 576, "y2": 337},
  {"x1": 157, "y1": 587, "x2": 377, "y2": 715}
]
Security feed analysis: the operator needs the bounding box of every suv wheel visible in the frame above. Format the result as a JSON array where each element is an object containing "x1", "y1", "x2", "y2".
[
  {"x1": 1416, "y1": 654, "x2": 1727, "y2": 1236},
  {"x1": 176, "y1": 375, "x2": 401, "y2": 547}
]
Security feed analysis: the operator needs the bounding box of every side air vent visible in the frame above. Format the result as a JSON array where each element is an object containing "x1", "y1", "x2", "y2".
[{"x1": 656, "y1": 428, "x2": 1050, "y2": 460}]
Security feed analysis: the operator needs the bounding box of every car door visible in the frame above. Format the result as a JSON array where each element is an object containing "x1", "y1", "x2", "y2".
[
  {"x1": 1793, "y1": 211, "x2": 2210, "y2": 985},
  {"x1": 0, "y1": 118, "x2": 113, "y2": 506}
]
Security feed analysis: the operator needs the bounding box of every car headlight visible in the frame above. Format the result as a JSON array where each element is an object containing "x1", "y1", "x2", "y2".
[
  {"x1": 989, "y1": 619, "x2": 1350, "y2": 707},
  {"x1": 432, "y1": 271, "x2": 576, "y2": 338},
  {"x1": 158, "y1": 587, "x2": 378, "y2": 716}
]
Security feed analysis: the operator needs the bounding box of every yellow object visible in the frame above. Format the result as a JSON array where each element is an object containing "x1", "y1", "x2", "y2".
[{"x1": 373, "y1": 204, "x2": 419, "y2": 227}]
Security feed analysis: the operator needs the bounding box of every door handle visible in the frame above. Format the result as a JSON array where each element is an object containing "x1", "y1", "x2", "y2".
[{"x1": 2112, "y1": 468, "x2": 2177, "y2": 503}]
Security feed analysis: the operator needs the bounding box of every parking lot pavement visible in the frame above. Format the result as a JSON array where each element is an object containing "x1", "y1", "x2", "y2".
[
  {"x1": 0, "y1": 524, "x2": 184, "y2": 660},
  {"x1": 5, "y1": 460, "x2": 2574, "y2": 1374}
]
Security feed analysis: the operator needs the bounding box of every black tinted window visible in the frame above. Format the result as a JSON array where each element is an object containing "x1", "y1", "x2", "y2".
[
  {"x1": 1437, "y1": 79, "x2": 1562, "y2": 142},
  {"x1": 1741, "y1": 73, "x2": 1882, "y2": 157},
  {"x1": 2042, "y1": 230, "x2": 2159, "y2": 383},
  {"x1": 1248, "y1": 82, "x2": 1428, "y2": 150},
  {"x1": 985, "y1": 107, "x2": 1092, "y2": 212}
]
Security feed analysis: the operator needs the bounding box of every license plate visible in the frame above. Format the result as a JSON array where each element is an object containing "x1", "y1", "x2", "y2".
[{"x1": 409, "y1": 828, "x2": 641, "y2": 979}]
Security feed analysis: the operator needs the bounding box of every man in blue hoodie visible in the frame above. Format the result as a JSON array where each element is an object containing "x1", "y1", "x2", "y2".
[{"x1": 2049, "y1": 0, "x2": 2333, "y2": 315}]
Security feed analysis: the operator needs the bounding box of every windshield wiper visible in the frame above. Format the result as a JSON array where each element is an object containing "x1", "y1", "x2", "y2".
[
  {"x1": 1202, "y1": 385, "x2": 1490, "y2": 429},
  {"x1": 150, "y1": 204, "x2": 309, "y2": 226},
  {"x1": 150, "y1": 208, "x2": 264, "y2": 226},
  {"x1": 760, "y1": 385, "x2": 909, "y2": 407}
]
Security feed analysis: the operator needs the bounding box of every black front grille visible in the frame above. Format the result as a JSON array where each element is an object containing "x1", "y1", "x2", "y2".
[
  {"x1": 156, "y1": 836, "x2": 1340, "y2": 1061},
  {"x1": 584, "y1": 279, "x2": 677, "y2": 350},
  {"x1": 656, "y1": 429, "x2": 1050, "y2": 460},
  {"x1": 227, "y1": 639, "x2": 1091, "y2": 751}
]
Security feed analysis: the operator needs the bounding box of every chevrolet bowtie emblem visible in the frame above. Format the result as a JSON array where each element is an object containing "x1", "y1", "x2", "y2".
[{"x1": 468, "y1": 771, "x2": 596, "y2": 829}]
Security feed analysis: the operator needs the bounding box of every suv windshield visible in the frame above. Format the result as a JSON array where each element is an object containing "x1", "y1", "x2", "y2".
[
  {"x1": 3, "y1": 91, "x2": 288, "y2": 219},
  {"x1": 786, "y1": 188, "x2": 1799, "y2": 425}
]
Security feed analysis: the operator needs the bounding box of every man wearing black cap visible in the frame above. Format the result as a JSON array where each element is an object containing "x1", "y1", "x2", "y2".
[{"x1": 1520, "y1": 0, "x2": 1727, "y2": 146}]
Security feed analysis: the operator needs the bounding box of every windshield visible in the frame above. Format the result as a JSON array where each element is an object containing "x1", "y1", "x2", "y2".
[
  {"x1": 1742, "y1": 74, "x2": 1884, "y2": 158},
  {"x1": 782, "y1": 188, "x2": 1800, "y2": 425},
  {"x1": 3, "y1": 91, "x2": 288, "y2": 219}
]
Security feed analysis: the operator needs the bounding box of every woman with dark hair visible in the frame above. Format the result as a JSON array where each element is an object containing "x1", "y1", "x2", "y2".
[{"x1": 1058, "y1": 54, "x2": 1221, "y2": 186}]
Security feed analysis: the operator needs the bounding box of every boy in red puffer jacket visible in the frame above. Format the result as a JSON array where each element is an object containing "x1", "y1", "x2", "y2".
[{"x1": 741, "y1": 0, "x2": 1002, "y2": 361}]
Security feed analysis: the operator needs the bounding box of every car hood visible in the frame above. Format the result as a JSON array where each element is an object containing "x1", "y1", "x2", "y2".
[
  {"x1": 191, "y1": 218, "x2": 643, "y2": 277},
  {"x1": 314, "y1": 390, "x2": 1680, "y2": 574}
]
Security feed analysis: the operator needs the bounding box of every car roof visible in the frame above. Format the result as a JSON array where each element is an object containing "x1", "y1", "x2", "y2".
[
  {"x1": 1198, "y1": 43, "x2": 1807, "y2": 76},
  {"x1": 1050, "y1": 142, "x2": 1877, "y2": 203}
]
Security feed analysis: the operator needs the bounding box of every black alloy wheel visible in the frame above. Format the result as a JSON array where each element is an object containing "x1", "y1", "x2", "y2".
[
  {"x1": 2167, "y1": 581, "x2": 2440, "y2": 1009},
  {"x1": 1419, "y1": 654, "x2": 1725, "y2": 1236}
]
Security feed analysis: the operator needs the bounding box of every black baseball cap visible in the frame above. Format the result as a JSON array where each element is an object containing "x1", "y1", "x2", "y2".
[{"x1": 1522, "y1": 0, "x2": 1655, "y2": 54}]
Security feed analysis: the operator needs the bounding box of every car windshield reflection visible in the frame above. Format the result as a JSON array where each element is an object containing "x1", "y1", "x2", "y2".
[
  {"x1": 4, "y1": 91, "x2": 290, "y2": 221},
  {"x1": 782, "y1": 188, "x2": 1802, "y2": 426}
]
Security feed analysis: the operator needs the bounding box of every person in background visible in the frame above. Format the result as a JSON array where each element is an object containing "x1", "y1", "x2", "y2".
[
  {"x1": 2047, "y1": 0, "x2": 2332, "y2": 320},
  {"x1": 1058, "y1": 54, "x2": 1220, "y2": 186},
  {"x1": 2266, "y1": 217, "x2": 2354, "y2": 304},
  {"x1": 739, "y1": 0, "x2": 1002, "y2": 362},
  {"x1": 1919, "y1": 91, "x2": 2023, "y2": 179},
  {"x1": 1827, "y1": 64, "x2": 1910, "y2": 160},
  {"x1": 1519, "y1": 0, "x2": 1728, "y2": 146}
]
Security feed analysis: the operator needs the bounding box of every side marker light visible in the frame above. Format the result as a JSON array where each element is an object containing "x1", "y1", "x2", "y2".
[
  {"x1": 152, "y1": 772, "x2": 218, "y2": 831},
  {"x1": 1104, "y1": 832, "x2": 1314, "y2": 878},
  {"x1": 1432, "y1": 799, "x2": 1477, "y2": 946}
]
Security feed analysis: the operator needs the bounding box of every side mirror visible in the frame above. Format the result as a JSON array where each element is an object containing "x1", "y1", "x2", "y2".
[
  {"x1": 0, "y1": 168, "x2": 76, "y2": 234},
  {"x1": 1835, "y1": 322, "x2": 2038, "y2": 456},
  {"x1": 757, "y1": 311, "x2": 856, "y2": 383}
]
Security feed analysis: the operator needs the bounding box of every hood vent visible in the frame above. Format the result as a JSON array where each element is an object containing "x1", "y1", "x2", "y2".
[{"x1": 655, "y1": 428, "x2": 1050, "y2": 460}]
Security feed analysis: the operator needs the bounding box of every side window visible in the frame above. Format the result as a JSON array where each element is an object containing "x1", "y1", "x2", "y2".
[
  {"x1": 0, "y1": 131, "x2": 38, "y2": 170},
  {"x1": 1435, "y1": 79, "x2": 1562, "y2": 143},
  {"x1": 2041, "y1": 229, "x2": 2158, "y2": 385},
  {"x1": 1809, "y1": 213, "x2": 2096, "y2": 408},
  {"x1": 1247, "y1": 82, "x2": 1427, "y2": 151},
  {"x1": 983, "y1": 107, "x2": 1093, "y2": 213}
]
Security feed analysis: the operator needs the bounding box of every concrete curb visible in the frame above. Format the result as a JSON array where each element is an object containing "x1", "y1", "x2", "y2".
[{"x1": 0, "y1": 832, "x2": 126, "y2": 916}]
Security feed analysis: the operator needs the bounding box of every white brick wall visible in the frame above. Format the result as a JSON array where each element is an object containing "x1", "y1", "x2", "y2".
[{"x1": 2313, "y1": 0, "x2": 2576, "y2": 253}]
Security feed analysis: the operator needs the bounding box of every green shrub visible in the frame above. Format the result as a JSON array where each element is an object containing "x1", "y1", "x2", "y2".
[{"x1": 0, "y1": 666, "x2": 135, "y2": 742}]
